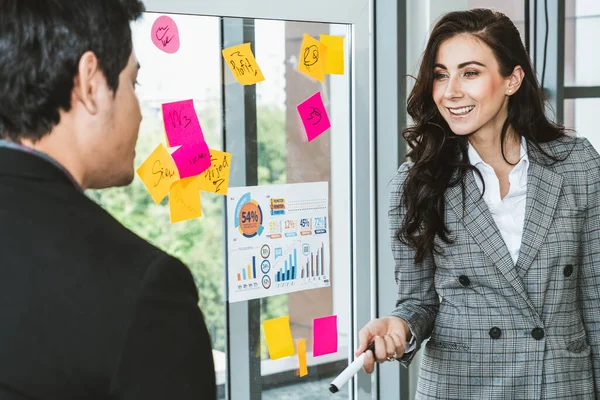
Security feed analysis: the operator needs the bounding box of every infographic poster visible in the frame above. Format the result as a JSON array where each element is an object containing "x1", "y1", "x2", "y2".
[{"x1": 227, "y1": 182, "x2": 330, "y2": 303}]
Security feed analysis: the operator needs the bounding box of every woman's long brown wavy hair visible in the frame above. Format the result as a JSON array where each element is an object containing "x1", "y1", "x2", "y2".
[{"x1": 399, "y1": 9, "x2": 567, "y2": 263}]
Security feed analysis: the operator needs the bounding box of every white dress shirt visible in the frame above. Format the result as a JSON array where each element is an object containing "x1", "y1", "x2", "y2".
[
  {"x1": 401, "y1": 138, "x2": 528, "y2": 357},
  {"x1": 468, "y1": 138, "x2": 529, "y2": 265}
]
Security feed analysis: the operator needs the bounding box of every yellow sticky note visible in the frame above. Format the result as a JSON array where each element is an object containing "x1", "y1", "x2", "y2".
[
  {"x1": 297, "y1": 339, "x2": 308, "y2": 377},
  {"x1": 169, "y1": 176, "x2": 202, "y2": 223},
  {"x1": 198, "y1": 149, "x2": 232, "y2": 195},
  {"x1": 222, "y1": 43, "x2": 265, "y2": 85},
  {"x1": 136, "y1": 143, "x2": 180, "y2": 204},
  {"x1": 298, "y1": 34, "x2": 328, "y2": 82},
  {"x1": 263, "y1": 316, "x2": 295, "y2": 360},
  {"x1": 320, "y1": 35, "x2": 344, "y2": 75}
]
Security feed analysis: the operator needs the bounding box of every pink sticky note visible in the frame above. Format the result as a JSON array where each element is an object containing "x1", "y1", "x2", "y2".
[
  {"x1": 297, "y1": 92, "x2": 331, "y2": 142},
  {"x1": 151, "y1": 16, "x2": 180, "y2": 54},
  {"x1": 313, "y1": 315, "x2": 338, "y2": 357},
  {"x1": 162, "y1": 100, "x2": 204, "y2": 147},
  {"x1": 171, "y1": 141, "x2": 212, "y2": 179}
]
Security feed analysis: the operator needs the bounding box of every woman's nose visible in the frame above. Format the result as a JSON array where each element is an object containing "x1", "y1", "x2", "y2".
[{"x1": 444, "y1": 76, "x2": 463, "y2": 99}]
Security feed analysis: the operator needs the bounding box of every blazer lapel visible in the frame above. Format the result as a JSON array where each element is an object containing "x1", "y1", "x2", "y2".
[
  {"x1": 515, "y1": 161, "x2": 563, "y2": 277},
  {"x1": 446, "y1": 171, "x2": 536, "y2": 311}
]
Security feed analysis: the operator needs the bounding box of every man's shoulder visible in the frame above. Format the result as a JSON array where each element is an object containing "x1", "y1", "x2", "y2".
[
  {"x1": 76, "y1": 194, "x2": 178, "y2": 280},
  {"x1": 1, "y1": 176, "x2": 175, "y2": 283}
]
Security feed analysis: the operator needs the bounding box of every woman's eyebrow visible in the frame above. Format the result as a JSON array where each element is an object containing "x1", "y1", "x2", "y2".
[{"x1": 434, "y1": 61, "x2": 486, "y2": 69}]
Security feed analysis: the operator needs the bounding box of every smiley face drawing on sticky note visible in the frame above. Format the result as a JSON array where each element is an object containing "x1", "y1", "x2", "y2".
[
  {"x1": 297, "y1": 92, "x2": 331, "y2": 142},
  {"x1": 298, "y1": 34, "x2": 328, "y2": 82},
  {"x1": 304, "y1": 45, "x2": 320, "y2": 68},
  {"x1": 151, "y1": 15, "x2": 180, "y2": 54}
]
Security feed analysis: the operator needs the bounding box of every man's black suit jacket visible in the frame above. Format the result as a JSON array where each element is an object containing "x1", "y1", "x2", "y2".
[{"x1": 0, "y1": 147, "x2": 216, "y2": 399}]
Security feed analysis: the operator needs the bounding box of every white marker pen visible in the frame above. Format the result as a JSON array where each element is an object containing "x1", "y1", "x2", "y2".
[{"x1": 329, "y1": 343, "x2": 375, "y2": 393}]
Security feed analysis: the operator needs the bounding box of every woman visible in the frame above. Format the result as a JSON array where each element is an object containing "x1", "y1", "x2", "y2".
[{"x1": 356, "y1": 8, "x2": 600, "y2": 399}]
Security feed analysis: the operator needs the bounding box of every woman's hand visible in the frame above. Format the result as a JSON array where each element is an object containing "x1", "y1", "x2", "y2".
[{"x1": 356, "y1": 316, "x2": 411, "y2": 373}]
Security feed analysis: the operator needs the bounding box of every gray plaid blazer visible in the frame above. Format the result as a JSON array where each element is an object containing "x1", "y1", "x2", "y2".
[{"x1": 390, "y1": 136, "x2": 600, "y2": 399}]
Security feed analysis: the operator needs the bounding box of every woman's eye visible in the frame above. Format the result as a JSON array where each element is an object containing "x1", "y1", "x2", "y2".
[
  {"x1": 464, "y1": 71, "x2": 479, "y2": 77},
  {"x1": 434, "y1": 73, "x2": 447, "y2": 80}
]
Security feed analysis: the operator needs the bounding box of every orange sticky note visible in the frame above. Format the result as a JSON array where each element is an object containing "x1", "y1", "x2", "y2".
[
  {"x1": 297, "y1": 339, "x2": 308, "y2": 377},
  {"x1": 222, "y1": 43, "x2": 265, "y2": 85},
  {"x1": 198, "y1": 149, "x2": 232, "y2": 195},
  {"x1": 320, "y1": 35, "x2": 344, "y2": 75},
  {"x1": 136, "y1": 143, "x2": 180, "y2": 204},
  {"x1": 169, "y1": 176, "x2": 202, "y2": 223},
  {"x1": 298, "y1": 34, "x2": 328, "y2": 82},
  {"x1": 263, "y1": 316, "x2": 295, "y2": 360}
]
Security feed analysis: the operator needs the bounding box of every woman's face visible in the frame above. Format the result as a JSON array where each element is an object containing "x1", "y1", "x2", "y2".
[{"x1": 432, "y1": 33, "x2": 512, "y2": 138}]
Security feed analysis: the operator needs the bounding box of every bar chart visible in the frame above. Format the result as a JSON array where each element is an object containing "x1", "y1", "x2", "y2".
[
  {"x1": 275, "y1": 248, "x2": 297, "y2": 282},
  {"x1": 300, "y1": 242, "x2": 326, "y2": 278},
  {"x1": 237, "y1": 255, "x2": 258, "y2": 281}
]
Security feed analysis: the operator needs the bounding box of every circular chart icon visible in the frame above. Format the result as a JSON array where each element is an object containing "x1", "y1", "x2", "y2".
[
  {"x1": 261, "y1": 260, "x2": 271, "y2": 274},
  {"x1": 261, "y1": 244, "x2": 271, "y2": 259},
  {"x1": 238, "y1": 201, "x2": 263, "y2": 238},
  {"x1": 262, "y1": 275, "x2": 272, "y2": 289}
]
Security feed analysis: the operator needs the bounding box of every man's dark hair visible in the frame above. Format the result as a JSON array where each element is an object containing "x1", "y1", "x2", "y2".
[{"x1": 0, "y1": 0, "x2": 145, "y2": 142}]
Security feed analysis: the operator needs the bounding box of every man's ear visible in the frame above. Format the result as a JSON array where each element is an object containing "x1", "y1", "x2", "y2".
[
  {"x1": 72, "y1": 51, "x2": 102, "y2": 114},
  {"x1": 506, "y1": 65, "x2": 525, "y2": 96}
]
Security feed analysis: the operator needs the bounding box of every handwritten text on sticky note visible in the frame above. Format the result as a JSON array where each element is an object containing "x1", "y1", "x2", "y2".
[
  {"x1": 136, "y1": 143, "x2": 180, "y2": 204},
  {"x1": 298, "y1": 34, "x2": 328, "y2": 82},
  {"x1": 263, "y1": 316, "x2": 295, "y2": 360},
  {"x1": 151, "y1": 16, "x2": 180, "y2": 54},
  {"x1": 171, "y1": 141, "x2": 212, "y2": 179},
  {"x1": 222, "y1": 43, "x2": 265, "y2": 85},
  {"x1": 198, "y1": 149, "x2": 231, "y2": 195},
  {"x1": 297, "y1": 92, "x2": 331, "y2": 142},
  {"x1": 297, "y1": 339, "x2": 308, "y2": 377},
  {"x1": 320, "y1": 35, "x2": 344, "y2": 75},
  {"x1": 313, "y1": 315, "x2": 338, "y2": 357},
  {"x1": 170, "y1": 176, "x2": 202, "y2": 223},
  {"x1": 162, "y1": 100, "x2": 204, "y2": 147}
]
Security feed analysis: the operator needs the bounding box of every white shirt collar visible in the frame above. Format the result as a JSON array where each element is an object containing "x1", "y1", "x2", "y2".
[{"x1": 467, "y1": 136, "x2": 529, "y2": 167}]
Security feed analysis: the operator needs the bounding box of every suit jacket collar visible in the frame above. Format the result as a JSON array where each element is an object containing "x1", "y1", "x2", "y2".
[
  {"x1": 515, "y1": 161, "x2": 563, "y2": 276},
  {"x1": 0, "y1": 146, "x2": 80, "y2": 190}
]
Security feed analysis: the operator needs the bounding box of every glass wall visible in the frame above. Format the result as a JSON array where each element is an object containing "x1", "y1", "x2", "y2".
[
  {"x1": 252, "y1": 18, "x2": 352, "y2": 398},
  {"x1": 87, "y1": 11, "x2": 229, "y2": 392},
  {"x1": 564, "y1": 98, "x2": 600, "y2": 150},
  {"x1": 564, "y1": 0, "x2": 600, "y2": 87},
  {"x1": 90, "y1": 11, "x2": 353, "y2": 400},
  {"x1": 563, "y1": 0, "x2": 600, "y2": 151}
]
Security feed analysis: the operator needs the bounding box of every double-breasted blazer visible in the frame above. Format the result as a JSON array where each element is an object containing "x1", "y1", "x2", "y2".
[{"x1": 390, "y1": 136, "x2": 600, "y2": 399}]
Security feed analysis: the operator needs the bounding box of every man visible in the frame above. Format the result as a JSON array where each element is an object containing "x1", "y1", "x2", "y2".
[{"x1": 0, "y1": 1, "x2": 216, "y2": 398}]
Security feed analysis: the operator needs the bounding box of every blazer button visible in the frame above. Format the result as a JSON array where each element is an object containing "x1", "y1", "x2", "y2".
[
  {"x1": 489, "y1": 327, "x2": 502, "y2": 339},
  {"x1": 459, "y1": 275, "x2": 471, "y2": 287},
  {"x1": 531, "y1": 328, "x2": 545, "y2": 340},
  {"x1": 564, "y1": 265, "x2": 573, "y2": 277}
]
